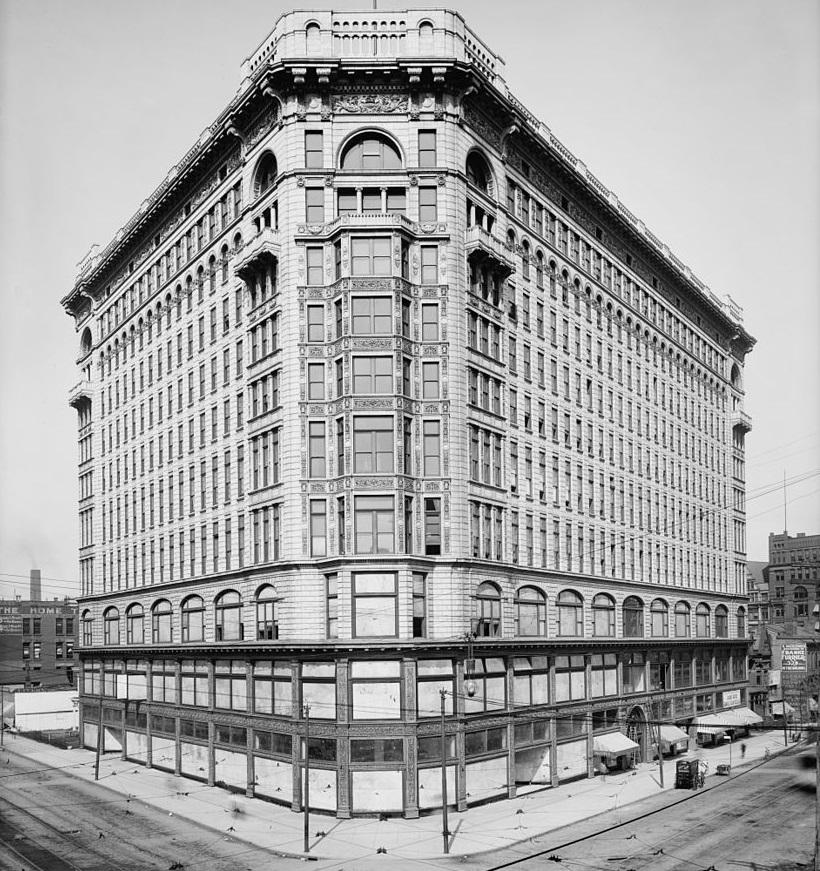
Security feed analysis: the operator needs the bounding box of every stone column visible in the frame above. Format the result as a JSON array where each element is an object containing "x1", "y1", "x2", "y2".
[
  {"x1": 336, "y1": 658, "x2": 350, "y2": 818},
  {"x1": 403, "y1": 658, "x2": 419, "y2": 818}
]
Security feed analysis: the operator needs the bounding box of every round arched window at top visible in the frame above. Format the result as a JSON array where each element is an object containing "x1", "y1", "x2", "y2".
[
  {"x1": 80, "y1": 327, "x2": 93, "y2": 357},
  {"x1": 254, "y1": 152, "x2": 278, "y2": 197},
  {"x1": 306, "y1": 22, "x2": 321, "y2": 54},
  {"x1": 466, "y1": 150, "x2": 492, "y2": 194},
  {"x1": 340, "y1": 132, "x2": 402, "y2": 171}
]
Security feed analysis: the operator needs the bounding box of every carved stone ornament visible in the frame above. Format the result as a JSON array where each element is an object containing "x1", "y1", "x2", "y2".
[{"x1": 332, "y1": 94, "x2": 408, "y2": 114}]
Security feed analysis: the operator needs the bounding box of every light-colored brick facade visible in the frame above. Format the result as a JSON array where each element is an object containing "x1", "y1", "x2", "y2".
[{"x1": 63, "y1": 10, "x2": 755, "y2": 817}]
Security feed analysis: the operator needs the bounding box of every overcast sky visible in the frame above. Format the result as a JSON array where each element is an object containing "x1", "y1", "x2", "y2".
[{"x1": 0, "y1": 0, "x2": 817, "y2": 599}]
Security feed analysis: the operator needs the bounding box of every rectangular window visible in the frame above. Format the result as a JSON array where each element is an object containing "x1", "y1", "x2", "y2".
[
  {"x1": 424, "y1": 497, "x2": 441, "y2": 555},
  {"x1": 422, "y1": 362, "x2": 440, "y2": 399},
  {"x1": 305, "y1": 131, "x2": 324, "y2": 168},
  {"x1": 418, "y1": 186, "x2": 437, "y2": 222},
  {"x1": 351, "y1": 237, "x2": 391, "y2": 276},
  {"x1": 307, "y1": 362, "x2": 325, "y2": 400},
  {"x1": 420, "y1": 245, "x2": 438, "y2": 284},
  {"x1": 354, "y1": 496, "x2": 394, "y2": 554},
  {"x1": 306, "y1": 246, "x2": 323, "y2": 285},
  {"x1": 413, "y1": 572, "x2": 426, "y2": 637},
  {"x1": 352, "y1": 356, "x2": 392, "y2": 393},
  {"x1": 310, "y1": 499, "x2": 327, "y2": 557},
  {"x1": 307, "y1": 305, "x2": 324, "y2": 342},
  {"x1": 326, "y1": 573, "x2": 338, "y2": 638},
  {"x1": 353, "y1": 572, "x2": 397, "y2": 637},
  {"x1": 353, "y1": 416, "x2": 394, "y2": 473},
  {"x1": 305, "y1": 187, "x2": 324, "y2": 223},
  {"x1": 352, "y1": 296, "x2": 392, "y2": 334},
  {"x1": 421, "y1": 303, "x2": 439, "y2": 341},
  {"x1": 308, "y1": 421, "x2": 326, "y2": 477},
  {"x1": 423, "y1": 420, "x2": 441, "y2": 476},
  {"x1": 418, "y1": 130, "x2": 437, "y2": 167}
]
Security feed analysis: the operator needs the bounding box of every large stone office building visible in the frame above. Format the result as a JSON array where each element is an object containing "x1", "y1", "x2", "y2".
[{"x1": 63, "y1": 10, "x2": 755, "y2": 817}]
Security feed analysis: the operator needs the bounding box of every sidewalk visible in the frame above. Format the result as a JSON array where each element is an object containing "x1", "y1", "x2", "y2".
[{"x1": 0, "y1": 728, "x2": 795, "y2": 863}]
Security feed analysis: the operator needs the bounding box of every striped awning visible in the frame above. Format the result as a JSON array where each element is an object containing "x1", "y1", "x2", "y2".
[
  {"x1": 692, "y1": 714, "x2": 726, "y2": 735},
  {"x1": 720, "y1": 707, "x2": 763, "y2": 727}
]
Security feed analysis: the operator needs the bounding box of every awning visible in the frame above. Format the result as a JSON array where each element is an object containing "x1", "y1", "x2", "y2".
[
  {"x1": 593, "y1": 731, "x2": 639, "y2": 755},
  {"x1": 771, "y1": 701, "x2": 795, "y2": 716},
  {"x1": 720, "y1": 707, "x2": 763, "y2": 727},
  {"x1": 658, "y1": 724, "x2": 689, "y2": 745},
  {"x1": 692, "y1": 714, "x2": 726, "y2": 735}
]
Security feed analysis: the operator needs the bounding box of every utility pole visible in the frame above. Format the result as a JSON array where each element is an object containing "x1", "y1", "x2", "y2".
[
  {"x1": 94, "y1": 692, "x2": 104, "y2": 780},
  {"x1": 651, "y1": 702, "x2": 664, "y2": 787},
  {"x1": 440, "y1": 689, "x2": 450, "y2": 854},
  {"x1": 303, "y1": 704, "x2": 311, "y2": 854},
  {"x1": 1, "y1": 682, "x2": 4, "y2": 747}
]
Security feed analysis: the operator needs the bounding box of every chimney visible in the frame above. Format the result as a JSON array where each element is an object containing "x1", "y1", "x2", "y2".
[{"x1": 30, "y1": 569, "x2": 41, "y2": 601}]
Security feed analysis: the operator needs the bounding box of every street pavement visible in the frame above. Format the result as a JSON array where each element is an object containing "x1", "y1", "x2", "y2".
[{"x1": 0, "y1": 728, "x2": 795, "y2": 866}]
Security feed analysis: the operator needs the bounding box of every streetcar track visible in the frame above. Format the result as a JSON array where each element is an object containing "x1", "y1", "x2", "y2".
[{"x1": 479, "y1": 745, "x2": 807, "y2": 871}]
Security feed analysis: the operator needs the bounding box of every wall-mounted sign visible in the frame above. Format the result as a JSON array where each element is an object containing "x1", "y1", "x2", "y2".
[
  {"x1": 0, "y1": 615, "x2": 23, "y2": 633},
  {"x1": 781, "y1": 643, "x2": 808, "y2": 672},
  {"x1": 721, "y1": 690, "x2": 742, "y2": 708}
]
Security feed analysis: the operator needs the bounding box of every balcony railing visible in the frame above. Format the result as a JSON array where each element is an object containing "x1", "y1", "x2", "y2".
[
  {"x1": 731, "y1": 409, "x2": 753, "y2": 432},
  {"x1": 464, "y1": 225, "x2": 515, "y2": 277},
  {"x1": 68, "y1": 379, "x2": 93, "y2": 408},
  {"x1": 234, "y1": 227, "x2": 281, "y2": 279}
]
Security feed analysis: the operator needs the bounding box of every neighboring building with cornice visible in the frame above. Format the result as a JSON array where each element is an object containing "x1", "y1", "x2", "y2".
[{"x1": 63, "y1": 10, "x2": 756, "y2": 817}]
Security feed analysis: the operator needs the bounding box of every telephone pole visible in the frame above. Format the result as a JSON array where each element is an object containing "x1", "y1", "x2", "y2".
[
  {"x1": 303, "y1": 704, "x2": 311, "y2": 854},
  {"x1": 440, "y1": 689, "x2": 450, "y2": 854}
]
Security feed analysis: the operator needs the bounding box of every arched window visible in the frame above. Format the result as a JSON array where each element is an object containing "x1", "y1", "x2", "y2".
[
  {"x1": 103, "y1": 607, "x2": 120, "y2": 645},
  {"x1": 521, "y1": 239, "x2": 531, "y2": 281},
  {"x1": 152, "y1": 599, "x2": 173, "y2": 644},
  {"x1": 474, "y1": 582, "x2": 501, "y2": 637},
  {"x1": 465, "y1": 151, "x2": 491, "y2": 194},
  {"x1": 623, "y1": 596, "x2": 644, "y2": 638},
  {"x1": 736, "y1": 607, "x2": 746, "y2": 638},
  {"x1": 696, "y1": 603, "x2": 711, "y2": 637},
  {"x1": 674, "y1": 601, "x2": 691, "y2": 638},
  {"x1": 181, "y1": 595, "x2": 205, "y2": 643},
  {"x1": 126, "y1": 604, "x2": 144, "y2": 645},
  {"x1": 82, "y1": 610, "x2": 93, "y2": 646},
  {"x1": 340, "y1": 133, "x2": 402, "y2": 171},
  {"x1": 515, "y1": 586, "x2": 546, "y2": 636},
  {"x1": 80, "y1": 327, "x2": 92, "y2": 357},
  {"x1": 418, "y1": 20, "x2": 434, "y2": 52},
  {"x1": 715, "y1": 605, "x2": 728, "y2": 637},
  {"x1": 220, "y1": 245, "x2": 229, "y2": 284},
  {"x1": 535, "y1": 250, "x2": 544, "y2": 288},
  {"x1": 306, "y1": 21, "x2": 321, "y2": 53},
  {"x1": 592, "y1": 593, "x2": 615, "y2": 636},
  {"x1": 256, "y1": 585, "x2": 278, "y2": 640},
  {"x1": 254, "y1": 152, "x2": 278, "y2": 197},
  {"x1": 651, "y1": 599, "x2": 668, "y2": 637},
  {"x1": 215, "y1": 591, "x2": 244, "y2": 641},
  {"x1": 557, "y1": 590, "x2": 584, "y2": 636}
]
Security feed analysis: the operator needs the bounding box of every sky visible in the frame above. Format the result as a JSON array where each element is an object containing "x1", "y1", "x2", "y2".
[{"x1": 0, "y1": 0, "x2": 817, "y2": 600}]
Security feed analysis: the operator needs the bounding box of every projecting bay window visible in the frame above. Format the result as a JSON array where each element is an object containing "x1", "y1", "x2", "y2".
[
  {"x1": 353, "y1": 416, "x2": 394, "y2": 474},
  {"x1": 354, "y1": 495, "x2": 394, "y2": 554},
  {"x1": 309, "y1": 421, "x2": 326, "y2": 477},
  {"x1": 352, "y1": 356, "x2": 392, "y2": 393},
  {"x1": 352, "y1": 295, "x2": 391, "y2": 334},
  {"x1": 351, "y1": 238, "x2": 391, "y2": 277},
  {"x1": 352, "y1": 572, "x2": 397, "y2": 638}
]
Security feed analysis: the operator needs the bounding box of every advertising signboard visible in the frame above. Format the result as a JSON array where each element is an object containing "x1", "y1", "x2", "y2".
[{"x1": 781, "y1": 643, "x2": 808, "y2": 672}]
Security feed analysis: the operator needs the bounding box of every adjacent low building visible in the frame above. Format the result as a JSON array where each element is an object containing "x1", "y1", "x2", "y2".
[{"x1": 63, "y1": 9, "x2": 755, "y2": 817}]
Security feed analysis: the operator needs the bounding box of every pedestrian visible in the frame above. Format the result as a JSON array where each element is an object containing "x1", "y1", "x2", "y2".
[{"x1": 740, "y1": 742, "x2": 746, "y2": 759}]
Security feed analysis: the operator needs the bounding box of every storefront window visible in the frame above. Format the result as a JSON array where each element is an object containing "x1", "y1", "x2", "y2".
[
  {"x1": 512, "y1": 656, "x2": 549, "y2": 707},
  {"x1": 555, "y1": 654, "x2": 586, "y2": 702},
  {"x1": 253, "y1": 661, "x2": 292, "y2": 717},
  {"x1": 350, "y1": 660, "x2": 401, "y2": 719},
  {"x1": 463, "y1": 658, "x2": 506, "y2": 714},
  {"x1": 417, "y1": 659, "x2": 454, "y2": 718},
  {"x1": 590, "y1": 653, "x2": 618, "y2": 697}
]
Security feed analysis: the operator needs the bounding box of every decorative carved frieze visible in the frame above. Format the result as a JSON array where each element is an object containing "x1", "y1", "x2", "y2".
[{"x1": 332, "y1": 94, "x2": 408, "y2": 114}]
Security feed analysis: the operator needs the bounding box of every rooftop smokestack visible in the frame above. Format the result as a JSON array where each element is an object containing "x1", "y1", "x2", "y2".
[{"x1": 30, "y1": 569, "x2": 41, "y2": 601}]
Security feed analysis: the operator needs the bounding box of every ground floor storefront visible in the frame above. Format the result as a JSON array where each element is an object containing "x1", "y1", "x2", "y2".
[{"x1": 79, "y1": 640, "x2": 749, "y2": 817}]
